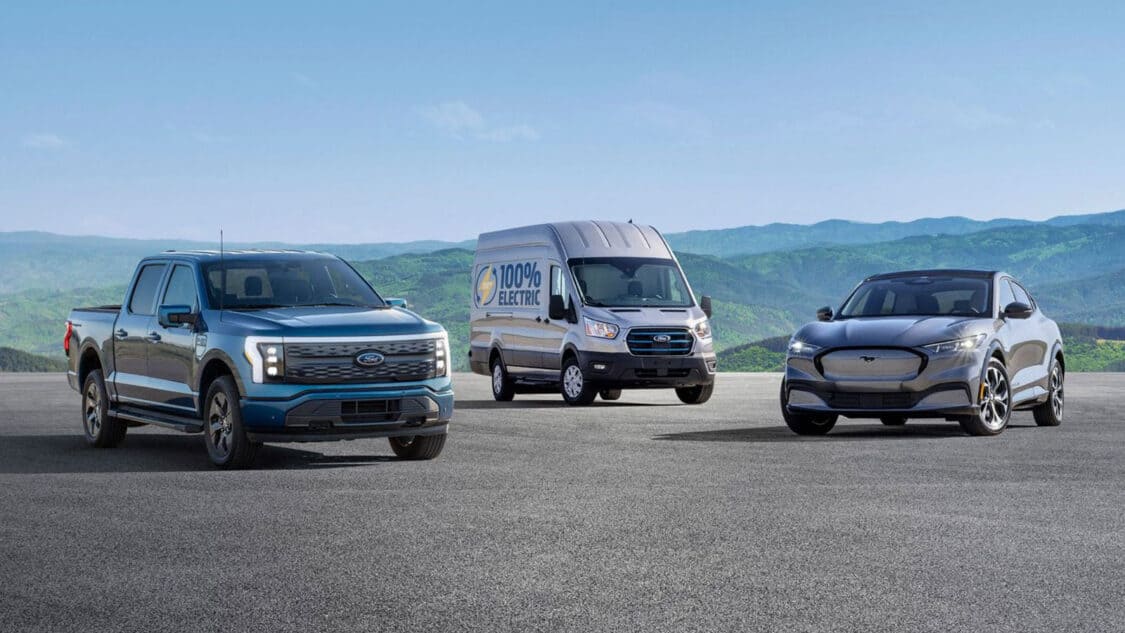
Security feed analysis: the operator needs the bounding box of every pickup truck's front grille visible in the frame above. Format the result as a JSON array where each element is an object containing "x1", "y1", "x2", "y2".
[{"x1": 284, "y1": 339, "x2": 438, "y2": 384}]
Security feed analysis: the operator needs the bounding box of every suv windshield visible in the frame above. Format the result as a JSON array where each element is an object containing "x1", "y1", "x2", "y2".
[
  {"x1": 202, "y1": 257, "x2": 385, "y2": 309},
  {"x1": 839, "y1": 275, "x2": 992, "y2": 318},
  {"x1": 569, "y1": 257, "x2": 693, "y2": 308}
]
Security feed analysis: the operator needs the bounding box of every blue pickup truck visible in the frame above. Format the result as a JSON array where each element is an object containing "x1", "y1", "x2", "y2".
[{"x1": 65, "y1": 250, "x2": 454, "y2": 468}]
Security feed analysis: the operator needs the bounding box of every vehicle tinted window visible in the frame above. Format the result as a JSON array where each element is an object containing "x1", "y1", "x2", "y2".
[
  {"x1": 163, "y1": 265, "x2": 198, "y2": 310},
  {"x1": 839, "y1": 276, "x2": 992, "y2": 318},
  {"x1": 569, "y1": 257, "x2": 692, "y2": 308},
  {"x1": 202, "y1": 258, "x2": 384, "y2": 309},
  {"x1": 998, "y1": 280, "x2": 1017, "y2": 309},
  {"x1": 550, "y1": 265, "x2": 567, "y2": 300},
  {"x1": 129, "y1": 264, "x2": 167, "y2": 315},
  {"x1": 1009, "y1": 280, "x2": 1032, "y2": 307}
]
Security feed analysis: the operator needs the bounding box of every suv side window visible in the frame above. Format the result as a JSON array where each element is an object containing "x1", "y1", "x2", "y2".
[
  {"x1": 129, "y1": 264, "x2": 168, "y2": 315},
  {"x1": 997, "y1": 279, "x2": 1017, "y2": 311},
  {"x1": 1010, "y1": 280, "x2": 1034, "y2": 308},
  {"x1": 163, "y1": 265, "x2": 199, "y2": 310}
]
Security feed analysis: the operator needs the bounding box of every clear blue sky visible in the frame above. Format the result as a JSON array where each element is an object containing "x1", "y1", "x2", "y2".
[{"x1": 2, "y1": 1, "x2": 1123, "y2": 243}]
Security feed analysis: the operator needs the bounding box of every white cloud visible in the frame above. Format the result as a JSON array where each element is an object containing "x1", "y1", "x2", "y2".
[
  {"x1": 22, "y1": 133, "x2": 71, "y2": 149},
  {"x1": 420, "y1": 101, "x2": 538, "y2": 142}
]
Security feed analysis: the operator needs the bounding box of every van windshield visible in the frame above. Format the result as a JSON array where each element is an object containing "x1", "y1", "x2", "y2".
[
  {"x1": 202, "y1": 257, "x2": 385, "y2": 310},
  {"x1": 569, "y1": 257, "x2": 693, "y2": 308}
]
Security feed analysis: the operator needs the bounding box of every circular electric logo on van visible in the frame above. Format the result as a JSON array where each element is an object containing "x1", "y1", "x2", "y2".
[
  {"x1": 475, "y1": 265, "x2": 498, "y2": 307},
  {"x1": 354, "y1": 351, "x2": 385, "y2": 367}
]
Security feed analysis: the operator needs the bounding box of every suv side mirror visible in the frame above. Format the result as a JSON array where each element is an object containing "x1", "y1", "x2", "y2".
[
  {"x1": 158, "y1": 305, "x2": 197, "y2": 328},
  {"x1": 549, "y1": 294, "x2": 567, "y2": 321},
  {"x1": 816, "y1": 306, "x2": 834, "y2": 322},
  {"x1": 700, "y1": 295, "x2": 713, "y2": 319},
  {"x1": 1003, "y1": 301, "x2": 1033, "y2": 319},
  {"x1": 386, "y1": 297, "x2": 409, "y2": 309}
]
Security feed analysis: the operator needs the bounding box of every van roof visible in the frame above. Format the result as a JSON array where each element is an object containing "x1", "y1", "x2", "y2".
[{"x1": 477, "y1": 221, "x2": 673, "y2": 259}]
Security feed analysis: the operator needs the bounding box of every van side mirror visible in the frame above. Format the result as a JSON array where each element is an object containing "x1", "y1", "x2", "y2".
[
  {"x1": 1003, "y1": 301, "x2": 1033, "y2": 319},
  {"x1": 549, "y1": 294, "x2": 567, "y2": 321},
  {"x1": 158, "y1": 305, "x2": 197, "y2": 328},
  {"x1": 816, "y1": 306, "x2": 834, "y2": 322},
  {"x1": 700, "y1": 295, "x2": 713, "y2": 319},
  {"x1": 386, "y1": 297, "x2": 409, "y2": 309}
]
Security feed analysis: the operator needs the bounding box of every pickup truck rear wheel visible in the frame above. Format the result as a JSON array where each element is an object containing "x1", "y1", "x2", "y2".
[
  {"x1": 82, "y1": 369, "x2": 127, "y2": 448},
  {"x1": 203, "y1": 376, "x2": 258, "y2": 469},
  {"x1": 388, "y1": 433, "x2": 446, "y2": 460}
]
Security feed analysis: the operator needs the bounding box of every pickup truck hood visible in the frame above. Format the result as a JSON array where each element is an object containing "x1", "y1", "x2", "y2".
[
  {"x1": 215, "y1": 307, "x2": 443, "y2": 338},
  {"x1": 793, "y1": 315, "x2": 994, "y2": 349}
]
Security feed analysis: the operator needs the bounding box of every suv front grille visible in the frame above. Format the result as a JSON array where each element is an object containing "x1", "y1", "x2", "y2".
[
  {"x1": 626, "y1": 328, "x2": 694, "y2": 356},
  {"x1": 284, "y1": 339, "x2": 438, "y2": 384}
]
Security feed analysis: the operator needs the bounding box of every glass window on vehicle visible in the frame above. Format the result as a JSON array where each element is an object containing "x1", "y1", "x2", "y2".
[
  {"x1": 998, "y1": 279, "x2": 1017, "y2": 310},
  {"x1": 202, "y1": 257, "x2": 384, "y2": 309},
  {"x1": 129, "y1": 263, "x2": 168, "y2": 315},
  {"x1": 162, "y1": 265, "x2": 199, "y2": 310},
  {"x1": 550, "y1": 265, "x2": 568, "y2": 303},
  {"x1": 569, "y1": 257, "x2": 692, "y2": 308},
  {"x1": 1009, "y1": 280, "x2": 1033, "y2": 308},
  {"x1": 839, "y1": 275, "x2": 992, "y2": 318}
]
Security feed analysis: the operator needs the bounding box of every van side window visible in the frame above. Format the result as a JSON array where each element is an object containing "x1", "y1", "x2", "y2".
[
  {"x1": 550, "y1": 265, "x2": 568, "y2": 306},
  {"x1": 129, "y1": 263, "x2": 168, "y2": 316}
]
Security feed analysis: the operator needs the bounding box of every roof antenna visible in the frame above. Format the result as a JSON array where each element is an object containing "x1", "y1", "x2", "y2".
[{"x1": 219, "y1": 228, "x2": 225, "y2": 322}]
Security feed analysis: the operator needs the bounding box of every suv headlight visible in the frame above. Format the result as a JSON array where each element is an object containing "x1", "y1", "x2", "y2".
[
  {"x1": 434, "y1": 333, "x2": 449, "y2": 377},
  {"x1": 923, "y1": 333, "x2": 986, "y2": 354},
  {"x1": 694, "y1": 319, "x2": 712, "y2": 340},
  {"x1": 787, "y1": 339, "x2": 821, "y2": 357},
  {"x1": 584, "y1": 317, "x2": 620, "y2": 340}
]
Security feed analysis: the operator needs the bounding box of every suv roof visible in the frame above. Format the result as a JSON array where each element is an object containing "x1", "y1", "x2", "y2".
[{"x1": 865, "y1": 269, "x2": 998, "y2": 282}]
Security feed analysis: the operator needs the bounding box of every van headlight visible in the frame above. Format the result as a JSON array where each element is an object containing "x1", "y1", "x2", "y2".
[
  {"x1": 787, "y1": 339, "x2": 820, "y2": 357},
  {"x1": 923, "y1": 333, "x2": 986, "y2": 354},
  {"x1": 694, "y1": 319, "x2": 712, "y2": 340},
  {"x1": 583, "y1": 317, "x2": 620, "y2": 340}
]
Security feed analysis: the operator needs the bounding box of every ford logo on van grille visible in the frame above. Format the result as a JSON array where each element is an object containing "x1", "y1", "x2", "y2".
[
  {"x1": 653, "y1": 334, "x2": 672, "y2": 343},
  {"x1": 354, "y1": 351, "x2": 385, "y2": 367}
]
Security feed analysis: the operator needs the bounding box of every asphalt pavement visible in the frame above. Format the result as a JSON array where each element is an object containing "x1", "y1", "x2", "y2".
[{"x1": 1, "y1": 372, "x2": 1123, "y2": 632}]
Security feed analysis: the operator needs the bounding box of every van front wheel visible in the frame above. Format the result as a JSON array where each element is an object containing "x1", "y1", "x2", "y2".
[
  {"x1": 676, "y1": 384, "x2": 713, "y2": 404},
  {"x1": 561, "y1": 357, "x2": 597, "y2": 405}
]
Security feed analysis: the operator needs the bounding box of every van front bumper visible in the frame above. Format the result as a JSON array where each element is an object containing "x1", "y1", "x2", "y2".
[
  {"x1": 579, "y1": 351, "x2": 716, "y2": 388},
  {"x1": 239, "y1": 381, "x2": 453, "y2": 443}
]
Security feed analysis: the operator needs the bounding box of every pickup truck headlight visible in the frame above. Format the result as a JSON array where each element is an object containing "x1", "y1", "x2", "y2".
[
  {"x1": 923, "y1": 333, "x2": 987, "y2": 354},
  {"x1": 787, "y1": 339, "x2": 821, "y2": 357},
  {"x1": 584, "y1": 317, "x2": 620, "y2": 340},
  {"x1": 434, "y1": 334, "x2": 449, "y2": 377},
  {"x1": 694, "y1": 319, "x2": 712, "y2": 340},
  {"x1": 244, "y1": 339, "x2": 285, "y2": 383}
]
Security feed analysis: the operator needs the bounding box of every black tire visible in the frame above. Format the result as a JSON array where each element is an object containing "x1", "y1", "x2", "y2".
[
  {"x1": 676, "y1": 384, "x2": 714, "y2": 405},
  {"x1": 1032, "y1": 358, "x2": 1064, "y2": 427},
  {"x1": 490, "y1": 355, "x2": 515, "y2": 402},
  {"x1": 203, "y1": 376, "x2": 258, "y2": 469},
  {"x1": 599, "y1": 389, "x2": 622, "y2": 401},
  {"x1": 780, "y1": 380, "x2": 837, "y2": 435},
  {"x1": 560, "y1": 356, "x2": 597, "y2": 405},
  {"x1": 958, "y1": 357, "x2": 1011, "y2": 436},
  {"x1": 389, "y1": 433, "x2": 447, "y2": 460},
  {"x1": 81, "y1": 369, "x2": 127, "y2": 448},
  {"x1": 880, "y1": 416, "x2": 908, "y2": 426}
]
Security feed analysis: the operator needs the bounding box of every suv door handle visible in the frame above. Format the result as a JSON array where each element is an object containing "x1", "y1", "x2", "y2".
[
  {"x1": 145, "y1": 332, "x2": 162, "y2": 343},
  {"x1": 114, "y1": 329, "x2": 128, "y2": 339}
]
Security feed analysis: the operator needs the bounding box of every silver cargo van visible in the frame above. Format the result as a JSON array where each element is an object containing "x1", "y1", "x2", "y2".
[{"x1": 469, "y1": 221, "x2": 716, "y2": 405}]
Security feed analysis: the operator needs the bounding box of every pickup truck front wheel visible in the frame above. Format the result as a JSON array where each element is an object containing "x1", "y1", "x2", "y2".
[
  {"x1": 203, "y1": 377, "x2": 258, "y2": 469},
  {"x1": 389, "y1": 434, "x2": 446, "y2": 460},
  {"x1": 82, "y1": 369, "x2": 127, "y2": 448}
]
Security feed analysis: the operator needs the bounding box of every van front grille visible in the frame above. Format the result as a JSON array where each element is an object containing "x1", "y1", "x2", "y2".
[{"x1": 626, "y1": 328, "x2": 693, "y2": 356}]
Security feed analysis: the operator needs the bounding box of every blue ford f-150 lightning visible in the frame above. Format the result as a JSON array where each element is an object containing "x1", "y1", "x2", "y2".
[{"x1": 65, "y1": 250, "x2": 453, "y2": 468}]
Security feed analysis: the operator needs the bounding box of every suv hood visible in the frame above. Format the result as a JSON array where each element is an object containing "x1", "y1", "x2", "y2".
[
  {"x1": 215, "y1": 306, "x2": 443, "y2": 338},
  {"x1": 794, "y1": 315, "x2": 993, "y2": 349}
]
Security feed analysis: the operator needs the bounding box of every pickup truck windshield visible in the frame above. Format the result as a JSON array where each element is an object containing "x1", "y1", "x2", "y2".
[
  {"x1": 569, "y1": 257, "x2": 693, "y2": 308},
  {"x1": 839, "y1": 276, "x2": 992, "y2": 318},
  {"x1": 202, "y1": 258, "x2": 385, "y2": 309}
]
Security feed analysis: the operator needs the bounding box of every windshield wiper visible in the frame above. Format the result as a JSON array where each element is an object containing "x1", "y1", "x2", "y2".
[
  {"x1": 229, "y1": 304, "x2": 288, "y2": 310},
  {"x1": 297, "y1": 302, "x2": 374, "y2": 308}
]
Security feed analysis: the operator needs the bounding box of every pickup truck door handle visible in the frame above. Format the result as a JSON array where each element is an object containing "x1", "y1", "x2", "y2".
[
  {"x1": 114, "y1": 329, "x2": 128, "y2": 339},
  {"x1": 145, "y1": 332, "x2": 162, "y2": 342}
]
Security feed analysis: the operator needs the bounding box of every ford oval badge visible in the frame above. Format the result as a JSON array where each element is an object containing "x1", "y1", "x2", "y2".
[
  {"x1": 653, "y1": 334, "x2": 672, "y2": 343},
  {"x1": 355, "y1": 351, "x2": 385, "y2": 367}
]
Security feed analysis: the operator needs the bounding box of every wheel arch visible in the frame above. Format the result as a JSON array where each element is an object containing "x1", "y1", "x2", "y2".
[
  {"x1": 195, "y1": 350, "x2": 245, "y2": 416},
  {"x1": 77, "y1": 343, "x2": 103, "y2": 387}
]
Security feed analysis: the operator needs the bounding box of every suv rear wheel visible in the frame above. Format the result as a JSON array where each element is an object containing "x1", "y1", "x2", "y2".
[
  {"x1": 780, "y1": 380, "x2": 837, "y2": 435},
  {"x1": 1032, "y1": 359, "x2": 1064, "y2": 427},
  {"x1": 959, "y1": 357, "x2": 1011, "y2": 436}
]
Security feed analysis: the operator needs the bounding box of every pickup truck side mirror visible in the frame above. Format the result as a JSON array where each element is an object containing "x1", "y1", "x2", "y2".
[
  {"x1": 548, "y1": 294, "x2": 567, "y2": 321},
  {"x1": 158, "y1": 305, "x2": 197, "y2": 328},
  {"x1": 1003, "y1": 301, "x2": 1033, "y2": 319},
  {"x1": 700, "y1": 295, "x2": 713, "y2": 319},
  {"x1": 816, "y1": 306, "x2": 834, "y2": 322},
  {"x1": 386, "y1": 297, "x2": 409, "y2": 309}
]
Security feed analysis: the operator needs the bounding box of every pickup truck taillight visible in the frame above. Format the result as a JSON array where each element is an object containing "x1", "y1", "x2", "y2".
[{"x1": 64, "y1": 321, "x2": 73, "y2": 353}]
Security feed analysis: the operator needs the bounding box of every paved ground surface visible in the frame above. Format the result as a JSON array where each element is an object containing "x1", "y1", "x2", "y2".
[{"x1": 1, "y1": 372, "x2": 1123, "y2": 632}]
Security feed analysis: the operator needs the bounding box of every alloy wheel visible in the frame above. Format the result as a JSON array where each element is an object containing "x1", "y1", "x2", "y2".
[
  {"x1": 980, "y1": 365, "x2": 1010, "y2": 430},
  {"x1": 208, "y1": 392, "x2": 234, "y2": 459},
  {"x1": 84, "y1": 382, "x2": 102, "y2": 438},
  {"x1": 1050, "y1": 366, "x2": 1064, "y2": 420}
]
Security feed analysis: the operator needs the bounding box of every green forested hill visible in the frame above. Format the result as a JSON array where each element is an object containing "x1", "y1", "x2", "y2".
[{"x1": 0, "y1": 347, "x2": 65, "y2": 372}]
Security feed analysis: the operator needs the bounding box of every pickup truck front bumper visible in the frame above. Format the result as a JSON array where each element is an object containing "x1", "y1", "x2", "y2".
[{"x1": 240, "y1": 382, "x2": 453, "y2": 443}]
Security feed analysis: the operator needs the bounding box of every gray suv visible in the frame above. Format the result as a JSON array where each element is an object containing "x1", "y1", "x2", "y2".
[{"x1": 780, "y1": 270, "x2": 1065, "y2": 436}]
